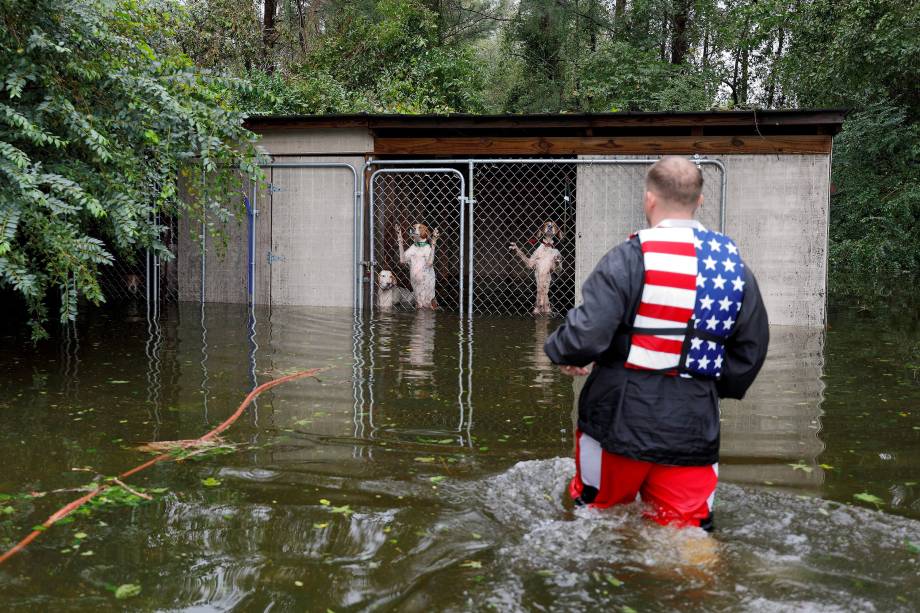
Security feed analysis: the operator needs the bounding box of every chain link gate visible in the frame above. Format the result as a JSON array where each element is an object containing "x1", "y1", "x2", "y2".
[
  {"x1": 471, "y1": 162, "x2": 578, "y2": 316},
  {"x1": 369, "y1": 168, "x2": 466, "y2": 313},
  {"x1": 365, "y1": 157, "x2": 725, "y2": 318}
]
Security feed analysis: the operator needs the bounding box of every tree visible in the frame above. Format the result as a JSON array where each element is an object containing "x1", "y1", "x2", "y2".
[{"x1": 0, "y1": 0, "x2": 262, "y2": 339}]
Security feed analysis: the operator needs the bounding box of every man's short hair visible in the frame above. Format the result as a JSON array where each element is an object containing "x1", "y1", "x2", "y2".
[{"x1": 645, "y1": 156, "x2": 704, "y2": 208}]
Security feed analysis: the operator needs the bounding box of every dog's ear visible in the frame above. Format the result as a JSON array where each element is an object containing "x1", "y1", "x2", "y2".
[{"x1": 554, "y1": 222, "x2": 563, "y2": 241}]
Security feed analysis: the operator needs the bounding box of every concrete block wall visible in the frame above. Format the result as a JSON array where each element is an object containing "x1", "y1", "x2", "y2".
[{"x1": 575, "y1": 154, "x2": 830, "y2": 327}]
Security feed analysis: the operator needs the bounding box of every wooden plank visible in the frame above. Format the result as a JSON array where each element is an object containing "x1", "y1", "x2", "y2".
[
  {"x1": 245, "y1": 110, "x2": 846, "y2": 133},
  {"x1": 373, "y1": 135, "x2": 833, "y2": 156}
]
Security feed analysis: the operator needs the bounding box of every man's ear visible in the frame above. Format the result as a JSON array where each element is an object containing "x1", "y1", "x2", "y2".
[{"x1": 697, "y1": 194, "x2": 704, "y2": 211}]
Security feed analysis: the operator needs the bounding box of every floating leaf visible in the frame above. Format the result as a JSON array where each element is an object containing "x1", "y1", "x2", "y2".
[
  {"x1": 819, "y1": 463, "x2": 834, "y2": 470},
  {"x1": 330, "y1": 505, "x2": 354, "y2": 516},
  {"x1": 319, "y1": 499, "x2": 331, "y2": 506},
  {"x1": 906, "y1": 540, "x2": 920, "y2": 555},
  {"x1": 460, "y1": 560, "x2": 482, "y2": 569},
  {"x1": 788, "y1": 461, "x2": 813, "y2": 473},
  {"x1": 201, "y1": 477, "x2": 222, "y2": 487},
  {"x1": 537, "y1": 570, "x2": 554, "y2": 577},
  {"x1": 853, "y1": 492, "x2": 885, "y2": 506},
  {"x1": 414, "y1": 457, "x2": 436, "y2": 463},
  {"x1": 606, "y1": 574, "x2": 624, "y2": 587},
  {"x1": 294, "y1": 580, "x2": 304, "y2": 587},
  {"x1": 74, "y1": 532, "x2": 88, "y2": 539},
  {"x1": 313, "y1": 522, "x2": 329, "y2": 529},
  {"x1": 108, "y1": 380, "x2": 130, "y2": 384},
  {"x1": 429, "y1": 476, "x2": 446, "y2": 484},
  {"x1": 114, "y1": 583, "x2": 141, "y2": 599}
]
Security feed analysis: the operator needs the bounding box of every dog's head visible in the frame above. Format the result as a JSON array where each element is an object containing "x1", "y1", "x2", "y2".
[
  {"x1": 408, "y1": 223, "x2": 430, "y2": 243},
  {"x1": 539, "y1": 220, "x2": 562, "y2": 243},
  {"x1": 378, "y1": 270, "x2": 396, "y2": 290}
]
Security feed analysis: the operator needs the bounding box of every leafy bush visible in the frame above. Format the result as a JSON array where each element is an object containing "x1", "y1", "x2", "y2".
[
  {"x1": 829, "y1": 104, "x2": 920, "y2": 272},
  {"x1": 0, "y1": 0, "x2": 261, "y2": 338}
]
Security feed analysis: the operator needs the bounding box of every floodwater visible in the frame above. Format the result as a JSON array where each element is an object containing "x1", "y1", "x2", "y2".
[{"x1": 0, "y1": 282, "x2": 918, "y2": 611}]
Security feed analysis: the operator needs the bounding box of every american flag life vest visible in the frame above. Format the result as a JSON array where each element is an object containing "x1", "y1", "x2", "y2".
[{"x1": 624, "y1": 226, "x2": 745, "y2": 379}]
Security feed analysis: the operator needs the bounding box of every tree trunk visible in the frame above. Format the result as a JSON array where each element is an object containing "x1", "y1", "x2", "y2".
[
  {"x1": 263, "y1": 0, "x2": 278, "y2": 73},
  {"x1": 670, "y1": 0, "x2": 691, "y2": 65},
  {"x1": 766, "y1": 26, "x2": 785, "y2": 107},
  {"x1": 659, "y1": 14, "x2": 668, "y2": 62},
  {"x1": 296, "y1": 0, "x2": 307, "y2": 55},
  {"x1": 738, "y1": 17, "x2": 751, "y2": 105}
]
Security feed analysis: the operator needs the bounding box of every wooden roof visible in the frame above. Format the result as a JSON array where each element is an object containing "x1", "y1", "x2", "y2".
[{"x1": 245, "y1": 110, "x2": 847, "y2": 155}]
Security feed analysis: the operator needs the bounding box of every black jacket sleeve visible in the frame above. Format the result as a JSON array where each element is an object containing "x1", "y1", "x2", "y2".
[
  {"x1": 544, "y1": 241, "x2": 640, "y2": 366},
  {"x1": 716, "y1": 264, "x2": 769, "y2": 399}
]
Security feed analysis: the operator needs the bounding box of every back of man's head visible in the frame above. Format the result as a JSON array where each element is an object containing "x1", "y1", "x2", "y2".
[{"x1": 645, "y1": 156, "x2": 704, "y2": 211}]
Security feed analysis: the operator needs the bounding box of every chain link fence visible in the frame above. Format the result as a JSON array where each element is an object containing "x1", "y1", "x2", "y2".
[
  {"x1": 370, "y1": 169, "x2": 465, "y2": 312},
  {"x1": 97, "y1": 214, "x2": 179, "y2": 305},
  {"x1": 368, "y1": 157, "x2": 725, "y2": 318},
  {"x1": 472, "y1": 162, "x2": 577, "y2": 316}
]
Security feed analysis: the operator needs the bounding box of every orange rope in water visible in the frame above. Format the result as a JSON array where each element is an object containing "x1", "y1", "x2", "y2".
[{"x1": 0, "y1": 368, "x2": 322, "y2": 566}]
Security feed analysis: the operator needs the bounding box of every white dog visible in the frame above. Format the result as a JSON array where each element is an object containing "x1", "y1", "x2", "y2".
[
  {"x1": 510, "y1": 220, "x2": 562, "y2": 316},
  {"x1": 377, "y1": 269, "x2": 415, "y2": 311},
  {"x1": 396, "y1": 223, "x2": 439, "y2": 310}
]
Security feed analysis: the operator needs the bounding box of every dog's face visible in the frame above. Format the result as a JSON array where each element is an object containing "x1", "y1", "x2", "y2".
[
  {"x1": 540, "y1": 220, "x2": 562, "y2": 242},
  {"x1": 378, "y1": 270, "x2": 396, "y2": 290},
  {"x1": 409, "y1": 223, "x2": 430, "y2": 243}
]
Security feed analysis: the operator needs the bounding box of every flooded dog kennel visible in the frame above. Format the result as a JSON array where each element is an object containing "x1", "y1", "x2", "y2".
[{"x1": 173, "y1": 110, "x2": 844, "y2": 326}]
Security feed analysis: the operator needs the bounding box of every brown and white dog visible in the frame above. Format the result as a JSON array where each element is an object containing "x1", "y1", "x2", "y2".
[
  {"x1": 396, "y1": 223, "x2": 439, "y2": 310},
  {"x1": 510, "y1": 220, "x2": 562, "y2": 316},
  {"x1": 377, "y1": 270, "x2": 415, "y2": 311}
]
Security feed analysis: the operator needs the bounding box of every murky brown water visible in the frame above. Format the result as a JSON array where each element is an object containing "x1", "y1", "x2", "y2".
[{"x1": 0, "y1": 283, "x2": 918, "y2": 611}]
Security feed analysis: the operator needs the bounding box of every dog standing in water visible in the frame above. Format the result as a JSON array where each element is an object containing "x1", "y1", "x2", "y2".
[
  {"x1": 511, "y1": 221, "x2": 562, "y2": 316},
  {"x1": 396, "y1": 223, "x2": 439, "y2": 309},
  {"x1": 377, "y1": 270, "x2": 415, "y2": 311}
]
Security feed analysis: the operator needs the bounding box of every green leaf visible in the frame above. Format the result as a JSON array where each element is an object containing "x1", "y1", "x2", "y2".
[
  {"x1": 201, "y1": 477, "x2": 222, "y2": 487},
  {"x1": 414, "y1": 457, "x2": 436, "y2": 463},
  {"x1": 114, "y1": 584, "x2": 142, "y2": 599},
  {"x1": 429, "y1": 476, "x2": 446, "y2": 484},
  {"x1": 606, "y1": 574, "x2": 624, "y2": 587},
  {"x1": 853, "y1": 492, "x2": 885, "y2": 506},
  {"x1": 460, "y1": 560, "x2": 482, "y2": 569},
  {"x1": 905, "y1": 540, "x2": 920, "y2": 555}
]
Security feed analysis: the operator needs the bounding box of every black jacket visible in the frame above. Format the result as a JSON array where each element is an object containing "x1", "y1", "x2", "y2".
[{"x1": 544, "y1": 235, "x2": 769, "y2": 466}]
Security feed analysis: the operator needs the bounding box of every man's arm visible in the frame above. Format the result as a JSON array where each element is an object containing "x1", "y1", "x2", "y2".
[
  {"x1": 716, "y1": 265, "x2": 769, "y2": 399},
  {"x1": 544, "y1": 242, "x2": 637, "y2": 367}
]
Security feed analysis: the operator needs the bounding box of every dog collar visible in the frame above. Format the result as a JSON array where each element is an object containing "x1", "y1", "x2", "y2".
[{"x1": 414, "y1": 241, "x2": 429, "y2": 247}]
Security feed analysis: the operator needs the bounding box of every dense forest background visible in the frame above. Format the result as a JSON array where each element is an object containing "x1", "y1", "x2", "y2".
[{"x1": 1, "y1": 0, "x2": 917, "y2": 334}]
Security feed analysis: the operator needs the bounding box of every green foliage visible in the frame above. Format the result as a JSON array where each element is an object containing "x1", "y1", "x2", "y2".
[
  {"x1": 0, "y1": 0, "x2": 262, "y2": 338},
  {"x1": 829, "y1": 104, "x2": 919, "y2": 272}
]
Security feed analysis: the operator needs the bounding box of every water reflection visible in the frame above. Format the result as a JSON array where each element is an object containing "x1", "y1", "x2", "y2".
[{"x1": 720, "y1": 326, "x2": 827, "y2": 489}]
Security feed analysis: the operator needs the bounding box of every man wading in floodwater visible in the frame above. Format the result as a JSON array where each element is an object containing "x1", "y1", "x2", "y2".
[{"x1": 544, "y1": 156, "x2": 769, "y2": 530}]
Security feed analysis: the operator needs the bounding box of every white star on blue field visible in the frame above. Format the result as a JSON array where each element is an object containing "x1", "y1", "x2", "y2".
[{"x1": 686, "y1": 230, "x2": 745, "y2": 376}]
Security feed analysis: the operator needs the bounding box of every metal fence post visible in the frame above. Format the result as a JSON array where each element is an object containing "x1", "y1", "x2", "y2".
[{"x1": 467, "y1": 160, "x2": 475, "y2": 317}]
